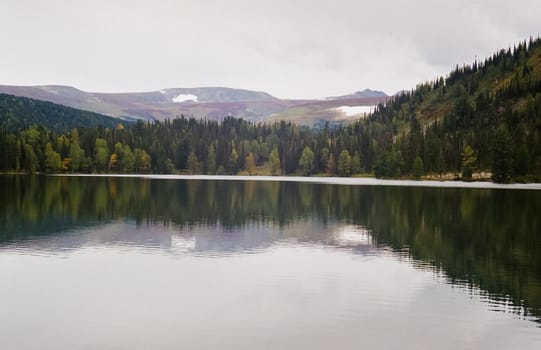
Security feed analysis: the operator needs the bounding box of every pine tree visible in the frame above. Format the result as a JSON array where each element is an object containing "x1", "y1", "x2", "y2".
[
  {"x1": 245, "y1": 152, "x2": 256, "y2": 175},
  {"x1": 44, "y1": 143, "x2": 61, "y2": 173},
  {"x1": 352, "y1": 151, "x2": 362, "y2": 174},
  {"x1": 435, "y1": 148, "x2": 445, "y2": 177},
  {"x1": 320, "y1": 147, "x2": 330, "y2": 171},
  {"x1": 298, "y1": 146, "x2": 315, "y2": 176},
  {"x1": 412, "y1": 156, "x2": 424, "y2": 180},
  {"x1": 187, "y1": 151, "x2": 198, "y2": 174},
  {"x1": 337, "y1": 150, "x2": 352, "y2": 177},
  {"x1": 326, "y1": 153, "x2": 336, "y2": 175},
  {"x1": 22, "y1": 144, "x2": 38, "y2": 173},
  {"x1": 269, "y1": 148, "x2": 281, "y2": 176},
  {"x1": 492, "y1": 125, "x2": 513, "y2": 183},
  {"x1": 94, "y1": 138, "x2": 109, "y2": 173},
  {"x1": 513, "y1": 143, "x2": 529, "y2": 177},
  {"x1": 69, "y1": 129, "x2": 85, "y2": 172},
  {"x1": 207, "y1": 144, "x2": 216, "y2": 175},
  {"x1": 461, "y1": 145, "x2": 476, "y2": 180},
  {"x1": 228, "y1": 147, "x2": 239, "y2": 174}
]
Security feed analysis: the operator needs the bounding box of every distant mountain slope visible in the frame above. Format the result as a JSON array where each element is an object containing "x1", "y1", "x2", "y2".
[
  {"x1": 0, "y1": 93, "x2": 121, "y2": 131},
  {"x1": 0, "y1": 85, "x2": 281, "y2": 122},
  {"x1": 0, "y1": 85, "x2": 388, "y2": 125},
  {"x1": 326, "y1": 89, "x2": 388, "y2": 100},
  {"x1": 160, "y1": 87, "x2": 277, "y2": 103},
  {"x1": 262, "y1": 96, "x2": 387, "y2": 126}
]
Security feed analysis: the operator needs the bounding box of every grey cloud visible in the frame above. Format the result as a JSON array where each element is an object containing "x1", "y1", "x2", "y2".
[{"x1": 0, "y1": 0, "x2": 539, "y2": 99}]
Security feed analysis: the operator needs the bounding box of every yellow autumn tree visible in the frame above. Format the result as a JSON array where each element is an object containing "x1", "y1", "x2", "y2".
[
  {"x1": 245, "y1": 152, "x2": 256, "y2": 175},
  {"x1": 108, "y1": 153, "x2": 118, "y2": 172}
]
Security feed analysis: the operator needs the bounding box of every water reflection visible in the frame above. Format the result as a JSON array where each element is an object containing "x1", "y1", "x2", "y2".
[{"x1": 1, "y1": 175, "x2": 541, "y2": 326}]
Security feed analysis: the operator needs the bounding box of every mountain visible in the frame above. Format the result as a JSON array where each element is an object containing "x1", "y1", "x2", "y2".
[
  {"x1": 0, "y1": 85, "x2": 282, "y2": 121},
  {"x1": 0, "y1": 93, "x2": 121, "y2": 132},
  {"x1": 159, "y1": 87, "x2": 277, "y2": 103},
  {"x1": 0, "y1": 85, "x2": 388, "y2": 125},
  {"x1": 262, "y1": 96, "x2": 386, "y2": 126},
  {"x1": 325, "y1": 89, "x2": 388, "y2": 100}
]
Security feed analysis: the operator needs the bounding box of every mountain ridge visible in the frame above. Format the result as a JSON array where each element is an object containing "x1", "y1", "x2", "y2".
[
  {"x1": 0, "y1": 84, "x2": 387, "y2": 125},
  {"x1": 325, "y1": 89, "x2": 388, "y2": 100}
]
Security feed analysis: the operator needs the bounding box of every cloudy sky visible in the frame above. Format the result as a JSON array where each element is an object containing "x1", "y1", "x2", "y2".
[{"x1": 1, "y1": 0, "x2": 540, "y2": 99}]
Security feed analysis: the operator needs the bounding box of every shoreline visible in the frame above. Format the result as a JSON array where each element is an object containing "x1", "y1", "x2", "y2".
[{"x1": 43, "y1": 173, "x2": 541, "y2": 190}]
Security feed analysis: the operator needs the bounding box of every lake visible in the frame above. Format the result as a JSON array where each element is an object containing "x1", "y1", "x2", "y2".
[{"x1": 1, "y1": 175, "x2": 540, "y2": 349}]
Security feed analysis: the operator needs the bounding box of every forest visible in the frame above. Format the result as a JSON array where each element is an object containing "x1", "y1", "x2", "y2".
[
  {"x1": 1, "y1": 37, "x2": 541, "y2": 183},
  {"x1": 0, "y1": 93, "x2": 119, "y2": 131}
]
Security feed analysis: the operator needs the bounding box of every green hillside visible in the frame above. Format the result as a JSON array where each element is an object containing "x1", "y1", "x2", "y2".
[
  {"x1": 0, "y1": 93, "x2": 121, "y2": 132},
  {"x1": 359, "y1": 36, "x2": 541, "y2": 181}
]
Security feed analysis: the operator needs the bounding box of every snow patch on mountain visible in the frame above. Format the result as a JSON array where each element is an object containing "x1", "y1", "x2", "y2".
[
  {"x1": 173, "y1": 94, "x2": 198, "y2": 103},
  {"x1": 335, "y1": 105, "x2": 375, "y2": 117}
]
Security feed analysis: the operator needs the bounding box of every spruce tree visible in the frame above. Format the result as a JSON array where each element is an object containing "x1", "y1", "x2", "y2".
[
  {"x1": 412, "y1": 156, "x2": 424, "y2": 180},
  {"x1": 492, "y1": 125, "x2": 513, "y2": 183}
]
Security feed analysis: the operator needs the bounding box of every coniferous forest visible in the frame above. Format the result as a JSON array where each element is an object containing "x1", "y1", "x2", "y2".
[{"x1": 1, "y1": 37, "x2": 541, "y2": 183}]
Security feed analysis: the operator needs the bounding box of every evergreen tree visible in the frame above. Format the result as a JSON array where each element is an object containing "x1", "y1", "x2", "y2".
[
  {"x1": 131, "y1": 149, "x2": 142, "y2": 173},
  {"x1": 228, "y1": 147, "x2": 239, "y2": 174},
  {"x1": 44, "y1": 143, "x2": 61, "y2": 173},
  {"x1": 513, "y1": 143, "x2": 529, "y2": 177},
  {"x1": 435, "y1": 148, "x2": 445, "y2": 177},
  {"x1": 320, "y1": 147, "x2": 330, "y2": 171},
  {"x1": 337, "y1": 150, "x2": 352, "y2": 177},
  {"x1": 461, "y1": 145, "x2": 477, "y2": 180},
  {"x1": 207, "y1": 144, "x2": 216, "y2": 175},
  {"x1": 245, "y1": 152, "x2": 256, "y2": 175},
  {"x1": 69, "y1": 130, "x2": 85, "y2": 172},
  {"x1": 352, "y1": 151, "x2": 362, "y2": 174},
  {"x1": 22, "y1": 143, "x2": 38, "y2": 173},
  {"x1": 492, "y1": 125, "x2": 513, "y2": 183},
  {"x1": 412, "y1": 156, "x2": 424, "y2": 180},
  {"x1": 187, "y1": 152, "x2": 198, "y2": 174},
  {"x1": 269, "y1": 148, "x2": 281, "y2": 176},
  {"x1": 115, "y1": 143, "x2": 134, "y2": 173},
  {"x1": 298, "y1": 146, "x2": 315, "y2": 176},
  {"x1": 94, "y1": 138, "x2": 109, "y2": 173},
  {"x1": 140, "y1": 150, "x2": 151, "y2": 173},
  {"x1": 326, "y1": 153, "x2": 336, "y2": 175}
]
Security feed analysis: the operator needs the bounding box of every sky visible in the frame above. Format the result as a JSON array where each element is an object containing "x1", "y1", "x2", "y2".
[{"x1": 0, "y1": 0, "x2": 540, "y2": 99}]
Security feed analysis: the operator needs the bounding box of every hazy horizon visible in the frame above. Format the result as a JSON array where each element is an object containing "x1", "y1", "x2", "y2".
[{"x1": 0, "y1": 83, "x2": 391, "y2": 99}]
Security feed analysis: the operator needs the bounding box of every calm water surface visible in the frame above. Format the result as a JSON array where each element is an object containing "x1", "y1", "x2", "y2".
[{"x1": 1, "y1": 175, "x2": 540, "y2": 349}]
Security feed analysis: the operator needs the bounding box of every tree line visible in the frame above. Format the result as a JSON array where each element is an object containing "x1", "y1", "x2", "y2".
[
  {"x1": 0, "y1": 110, "x2": 538, "y2": 183},
  {"x1": 0, "y1": 117, "x2": 362, "y2": 177}
]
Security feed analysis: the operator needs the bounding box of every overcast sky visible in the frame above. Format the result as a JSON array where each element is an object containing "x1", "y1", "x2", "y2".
[{"x1": 1, "y1": 0, "x2": 540, "y2": 99}]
